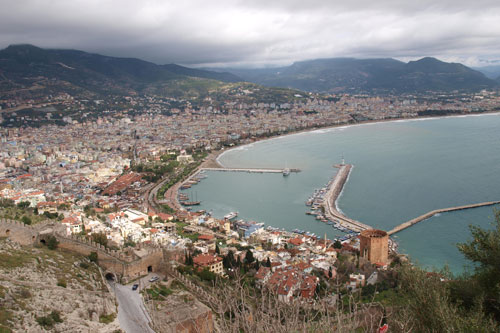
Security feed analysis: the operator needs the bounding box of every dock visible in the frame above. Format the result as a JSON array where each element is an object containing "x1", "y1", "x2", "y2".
[
  {"x1": 200, "y1": 167, "x2": 301, "y2": 174},
  {"x1": 388, "y1": 200, "x2": 500, "y2": 235},
  {"x1": 322, "y1": 164, "x2": 373, "y2": 232}
]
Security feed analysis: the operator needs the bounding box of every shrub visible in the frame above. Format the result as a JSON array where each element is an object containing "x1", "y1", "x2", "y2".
[
  {"x1": 79, "y1": 262, "x2": 89, "y2": 269},
  {"x1": 50, "y1": 311, "x2": 63, "y2": 323},
  {"x1": 46, "y1": 236, "x2": 59, "y2": 250},
  {"x1": 99, "y1": 313, "x2": 116, "y2": 324},
  {"x1": 88, "y1": 252, "x2": 98, "y2": 263},
  {"x1": 57, "y1": 278, "x2": 67, "y2": 288},
  {"x1": 21, "y1": 216, "x2": 31, "y2": 225}
]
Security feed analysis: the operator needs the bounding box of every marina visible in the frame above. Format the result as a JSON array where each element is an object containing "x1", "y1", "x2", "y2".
[{"x1": 320, "y1": 163, "x2": 373, "y2": 233}]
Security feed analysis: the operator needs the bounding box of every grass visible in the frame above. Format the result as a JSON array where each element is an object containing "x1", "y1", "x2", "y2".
[
  {"x1": 99, "y1": 313, "x2": 116, "y2": 324},
  {"x1": 178, "y1": 232, "x2": 199, "y2": 242},
  {"x1": 146, "y1": 285, "x2": 173, "y2": 300},
  {"x1": 0, "y1": 309, "x2": 12, "y2": 332},
  {"x1": 0, "y1": 251, "x2": 33, "y2": 269}
]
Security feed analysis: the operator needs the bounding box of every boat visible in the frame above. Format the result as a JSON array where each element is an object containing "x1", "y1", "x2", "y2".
[
  {"x1": 224, "y1": 211, "x2": 238, "y2": 220},
  {"x1": 182, "y1": 201, "x2": 201, "y2": 206},
  {"x1": 283, "y1": 168, "x2": 290, "y2": 176}
]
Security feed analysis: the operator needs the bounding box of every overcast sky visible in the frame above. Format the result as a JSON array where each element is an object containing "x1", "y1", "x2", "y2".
[{"x1": 1, "y1": 0, "x2": 500, "y2": 67}]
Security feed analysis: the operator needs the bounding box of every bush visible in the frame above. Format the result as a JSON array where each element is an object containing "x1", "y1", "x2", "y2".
[
  {"x1": 198, "y1": 268, "x2": 216, "y2": 282},
  {"x1": 46, "y1": 235, "x2": 59, "y2": 250},
  {"x1": 88, "y1": 252, "x2": 98, "y2": 263},
  {"x1": 50, "y1": 311, "x2": 63, "y2": 323},
  {"x1": 16, "y1": 201, "x2": 30, "y2": 209},
  {"x1": 99, "y1": 313, "x2": 116, "y2": 324},
  {"x1": 21, "y1": 216, "x2": 31, "y2": 225},
  {"x1": 79, "y1": 262, "x2": 89, "y2": 269},
  {"x1": 36, "y1": 315, "x2": 54, "y2": 328},
  {"x1": 57, "y1": 278, "x2": 67, "y2": 288},
  {"x1": 35, "y1": 311, "x2": 63, "y2": 328}
]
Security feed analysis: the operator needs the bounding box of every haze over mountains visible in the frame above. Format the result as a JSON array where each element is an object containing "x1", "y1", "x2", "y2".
[
  {"x1": 0, "y1": 44, "x2": 498, "y2": 96},
  {"x1": 214, "y1": 57, "x2": 498, "y2": 94},
  {"x1": 0, "y1": 44, "x2": 241, "y2": 96}
]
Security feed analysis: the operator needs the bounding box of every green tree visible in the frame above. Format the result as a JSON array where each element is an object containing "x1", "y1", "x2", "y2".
[
  {"x1": 333, "y1": 240, "x2": 342, "y2": 249},
  {"x1": 244, "y1": 250, "x2": 255, "y2": 264},
  {"x1": 46, "y1": 235, "x2": 59, "y2": 250},
  {"x1": 17, "y1": 201, "x2": 30, "y2": 209},
  {"x1": 21, "y1": 215, "x2": 32, "y2": 225},
  {"x1": 91, "y1": 232, "x2": 108, "y2": 247},
  {"x1": 88, "y1": 251, "x2": 98, "y2": 263},
  {"x1": 457, "y1": 209, "x2": 500, "y2": 321},
  {"x1": 215, "y1": 243, "x2": 220, "y2": 255},
  {"x1": 266, "y1": 257, "x2": 272, "y2": 268}
]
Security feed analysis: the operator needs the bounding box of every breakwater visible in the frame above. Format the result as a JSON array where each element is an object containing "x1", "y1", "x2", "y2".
[
  {"x1": 322, "y1": 164, "x2": 373, "y2": 232},
  {"x1": 201, "y1": 167, "x2": 300, "y2": 173},
  {"x1": 388, "y1": 200, "x2": 500, "y2": 235}
]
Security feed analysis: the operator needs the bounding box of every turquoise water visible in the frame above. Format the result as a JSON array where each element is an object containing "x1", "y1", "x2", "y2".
[{"x1": 181, "y1": 114, "x2": 500, "y2": 274}]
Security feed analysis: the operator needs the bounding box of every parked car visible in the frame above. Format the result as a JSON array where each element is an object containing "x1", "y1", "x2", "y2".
[
  {"x1": 148, "y1": 276, "x2": 159, "y2": 283},
  {"x1": 132, "y1": 284, "x2": 139, "y2": 290}
]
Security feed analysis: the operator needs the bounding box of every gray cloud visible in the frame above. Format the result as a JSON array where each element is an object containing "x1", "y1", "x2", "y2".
[{"x1": 1, "y1": 0, "x2": 500, "y2": 67}]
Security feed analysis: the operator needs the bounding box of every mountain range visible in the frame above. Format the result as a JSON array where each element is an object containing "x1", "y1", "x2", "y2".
[
  {"x1": 0, "y1": 44, "x2": 498, "y2": 96},
  {"x1": 0, "y1": 44, "x2": 242, "y2": 97},
  {"x1": 214, "y1": 57, "x2": 498, "y2": 94}
]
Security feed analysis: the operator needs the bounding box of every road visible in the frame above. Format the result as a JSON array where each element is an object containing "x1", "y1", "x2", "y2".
[{"x1": 110, "y1": 280, "x2": 155, "y2": 333}]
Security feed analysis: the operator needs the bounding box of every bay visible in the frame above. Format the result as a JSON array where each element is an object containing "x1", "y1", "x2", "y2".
[{"x1": 181, "y1": 114, "x2": 500, "y2": 274}]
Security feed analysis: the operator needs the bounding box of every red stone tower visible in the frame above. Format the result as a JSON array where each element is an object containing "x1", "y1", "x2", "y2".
[{"x1": 359, "y1": 229, "x2": 389, "y2": 265}]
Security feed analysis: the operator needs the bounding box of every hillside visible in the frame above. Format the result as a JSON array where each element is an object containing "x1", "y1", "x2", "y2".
[
  {"x1": 0, "y1": 44, "x2": 242, "y2": 97},
  {"x1": 0, "y1": 237, "x2": 119, "y2": 332},
  {"x1": 220, "y1": 57, "x2": 498, "y2": 94}
]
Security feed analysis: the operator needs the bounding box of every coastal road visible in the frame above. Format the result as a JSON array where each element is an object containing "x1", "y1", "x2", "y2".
[{"x1": 110, "y1": 280, "x2": 155, "y2": 333}]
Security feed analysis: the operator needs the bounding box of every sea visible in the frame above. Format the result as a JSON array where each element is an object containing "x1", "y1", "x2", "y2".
[{"x1": 180, "y1": 113, "x2": 500, "y2": 274}]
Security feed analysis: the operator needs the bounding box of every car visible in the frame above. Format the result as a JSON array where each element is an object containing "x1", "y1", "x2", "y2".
[
  {"x1": 148, "y1": 276, "x2": 159, "y2": 283},
  {"x1": 132, "y1": 284, "x2": 139, "y2": 291}
]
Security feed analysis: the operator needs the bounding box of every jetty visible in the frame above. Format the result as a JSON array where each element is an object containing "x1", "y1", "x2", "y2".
[
  {"x1": 388, "y1": 200, "x2": 500, "y2": 235},
  {"x1": 200, "y1": 167, "x2": 301, "y2": 174},
  {"x1": 322, "y1": 164, "x2": 373, "y2": 232}
]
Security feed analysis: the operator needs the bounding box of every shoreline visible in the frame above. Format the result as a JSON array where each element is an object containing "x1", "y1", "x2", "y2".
[{"x1": 214, "y1": 110, "x2": 500, "y2": 167}]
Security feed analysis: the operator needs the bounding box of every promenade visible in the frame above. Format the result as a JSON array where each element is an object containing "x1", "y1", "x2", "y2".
[{"x1": 322, "y1": 164, "x2": 373, "y2": 232}]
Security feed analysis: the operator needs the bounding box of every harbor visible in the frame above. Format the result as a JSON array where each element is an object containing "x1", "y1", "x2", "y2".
[{"x1": 319, "y1": 163, "x2": 373, "y2": 233}]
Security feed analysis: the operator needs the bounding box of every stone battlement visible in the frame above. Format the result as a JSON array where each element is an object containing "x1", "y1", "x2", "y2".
[{"x1": 1, "y1": 218, "x2": 165, "y2": 282}]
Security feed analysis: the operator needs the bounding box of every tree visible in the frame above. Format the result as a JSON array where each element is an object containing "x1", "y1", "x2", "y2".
[
  {"x1": 457, "y1": 209, "x2": 500, "y2": 321},
  {"x1": 266, "y1": 257, "x2": 272, "y2": 268},
  {"x1": 21, "y1": 215, "x2": 32, "y2": 225},
  {"x1": 17, "y1": 201, "x2": 30, "y2": 209},
  {"x1": 46, "y1": 235, "x2": 59, "y2": 250},
  {"x1": 334, "y1": 240, "x2": 342, "y2": 249},
  {"x1": 91, "y1": 232, "x2": 108, "y2": 247},
  {"x1": 215, "y1": 243, "x2": 220, "y2": 255},
  {"x1": 88, "y1": 251, "x2": 98, "y2": 263},
  {"x1": 245, "y1": 250, "x2": 255, "y2": 264}
]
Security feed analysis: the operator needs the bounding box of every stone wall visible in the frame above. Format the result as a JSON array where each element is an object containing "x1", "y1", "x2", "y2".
[
  {"x1": 0, "y1": 218, "x2": 57, "y2": 246},
  {"x1": 1, "y1": 218, "x2": 165, "y2": 282}
]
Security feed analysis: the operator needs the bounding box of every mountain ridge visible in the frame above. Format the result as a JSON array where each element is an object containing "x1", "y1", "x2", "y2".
[
  {"x1": 213, "y1": 57, "x2": 498, "y2": 94},
  {"x1": 0, "y1": 44, "x2": 243, "y2": 96}
]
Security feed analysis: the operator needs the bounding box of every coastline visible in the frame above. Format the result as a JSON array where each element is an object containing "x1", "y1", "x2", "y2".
[{"x1": 214, "y1": 110, "x2": 500, "y2": 168}]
